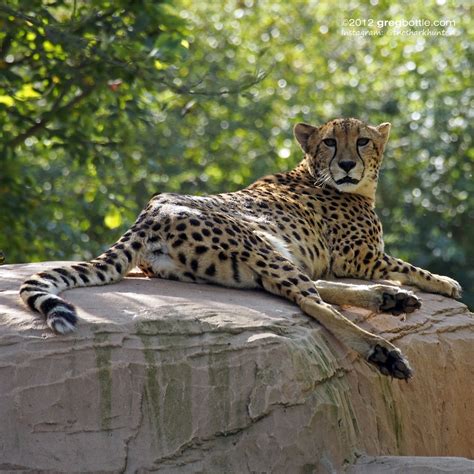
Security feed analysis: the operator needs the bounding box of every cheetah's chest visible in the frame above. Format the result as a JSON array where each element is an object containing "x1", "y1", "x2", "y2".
[{"x1": 325, "y1": 208, "x2": 384, "y2": 278}]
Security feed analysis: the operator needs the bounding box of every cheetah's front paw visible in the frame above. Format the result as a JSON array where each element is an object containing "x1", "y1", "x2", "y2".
[
  {"x1": 368, "y1": 344, "x2": 413, "y2": 380},
  {"x1": 429, "y1": 275, "x2": 462, "y2": 299},
  {"x1": 375, "y1": 286, "x2": 421, "y2": 316}
]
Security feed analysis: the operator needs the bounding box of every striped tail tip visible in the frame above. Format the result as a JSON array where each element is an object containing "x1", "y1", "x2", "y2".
[
  {"x1": 41, "y1": 298, "x2": 78, "y2": 334},
  {"x1": 47, "y1": 307, "x2": 78, "y2": 334}
]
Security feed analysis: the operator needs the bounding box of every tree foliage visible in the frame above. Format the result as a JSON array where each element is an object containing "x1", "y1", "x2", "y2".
[{"x1": 1, "y1": 0, "x2": 473, "y2": 307}]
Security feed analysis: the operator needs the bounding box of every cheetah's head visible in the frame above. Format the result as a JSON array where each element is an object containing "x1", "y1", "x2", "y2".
[{"x1": 294, "y1": 118, "x2": 391, "y2": 200}]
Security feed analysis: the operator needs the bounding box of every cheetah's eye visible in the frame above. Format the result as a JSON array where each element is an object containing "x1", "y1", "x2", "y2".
[
  {"x1": 322, "y1": 138, "x2": 336, "y2": 147},
  {"x1": 357, "y1": 138, "x2": 370, "y2": 147}
]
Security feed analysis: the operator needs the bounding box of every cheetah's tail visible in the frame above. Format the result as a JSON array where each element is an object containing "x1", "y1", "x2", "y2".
[{"x1": 19, "y1": 237, "x2": 143, "y2": 334}]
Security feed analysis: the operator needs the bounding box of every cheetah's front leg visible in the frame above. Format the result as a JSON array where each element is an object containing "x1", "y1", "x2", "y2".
[{"x1": 370, "y1": 254, "x2": 462, "y2": 299}]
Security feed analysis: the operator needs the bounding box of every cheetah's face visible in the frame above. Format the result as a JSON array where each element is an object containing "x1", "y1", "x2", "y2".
[{"x1": 294, "y1": 118, "x2": 391, "y2": 197}]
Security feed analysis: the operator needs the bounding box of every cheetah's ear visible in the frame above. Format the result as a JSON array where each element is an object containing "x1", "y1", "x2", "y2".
[
  {"x1": 376, "y1": 122, "x2": 391, "y2": 143},
  {"x1": 294, "y1": 123, "x2": 318, "y2": 153}
]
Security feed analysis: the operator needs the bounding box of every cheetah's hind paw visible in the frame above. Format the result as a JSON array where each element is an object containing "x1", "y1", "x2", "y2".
[
  {"x1": 367, "y1": 344, "x2": 413, "y2": 380},
  {"x1": 380, "y1": 289, "x2": 421, "y2": 316}
]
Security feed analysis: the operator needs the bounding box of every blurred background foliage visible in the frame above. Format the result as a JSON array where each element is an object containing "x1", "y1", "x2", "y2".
[{"x1": 0, "y1": 0, "x2": 473, "y2": 307}]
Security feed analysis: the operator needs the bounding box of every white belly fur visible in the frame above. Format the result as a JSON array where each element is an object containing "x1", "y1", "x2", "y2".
[{"x1": 255, "y1": 231, "x2": 296, "y2": 263}]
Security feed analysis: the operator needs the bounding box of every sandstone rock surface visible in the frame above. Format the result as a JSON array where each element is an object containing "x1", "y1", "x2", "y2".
[
  {"x1": 347, "y1": 455, "x2": 474, "y2": 473},
  {"x1": 0, "y1": 262, "x2": 473, "y2": 473}
]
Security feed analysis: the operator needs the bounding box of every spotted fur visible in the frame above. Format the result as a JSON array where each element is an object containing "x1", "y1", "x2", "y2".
[{"x1": 20, "y1": 118, "x2": 462, "y2": 379}]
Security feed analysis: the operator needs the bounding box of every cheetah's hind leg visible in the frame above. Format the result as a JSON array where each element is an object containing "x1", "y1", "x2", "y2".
[
  {"x1": 250, "y1": 262, "x2": 413, "y2": 380},
  {"x1": 314, "y1": 280, "x2": 421, "y2": 316},
  {"x1": 153, "y1": 210, "x2": 413, "y2": 380}
]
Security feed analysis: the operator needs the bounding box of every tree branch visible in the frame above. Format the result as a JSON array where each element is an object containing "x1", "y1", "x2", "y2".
[
  {"x1": 164, "y1": 68, "x2": 272, "y2": 97},
  {"x1": 0, "y1": 33, "x2": 13, "y2": 59},
  {"x1": 7, "y1": 86, "x2": 94, "y2": 148},
  {"x1": 0, "y1": 6, "x2": 43, "y2": 27}
]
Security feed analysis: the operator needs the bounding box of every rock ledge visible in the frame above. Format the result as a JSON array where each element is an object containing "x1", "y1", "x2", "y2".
[{"x1": 0, "y1": 262, "x2": 473, "y2": 472}]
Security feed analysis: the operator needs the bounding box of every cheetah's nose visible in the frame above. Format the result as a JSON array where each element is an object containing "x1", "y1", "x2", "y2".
[{"x1": 339, "y1": 160, "x2": 356, "y2": 173}]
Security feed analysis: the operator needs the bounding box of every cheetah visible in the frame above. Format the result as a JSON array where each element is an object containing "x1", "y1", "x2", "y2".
[{"x1": 20, "y1": 118, "x2": 462, "y2": 380}]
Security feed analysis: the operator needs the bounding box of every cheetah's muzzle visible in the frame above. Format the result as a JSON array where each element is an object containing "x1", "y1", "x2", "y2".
[{"x1": 335, "y1": 176, "x2": 360, "y2": 185}]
